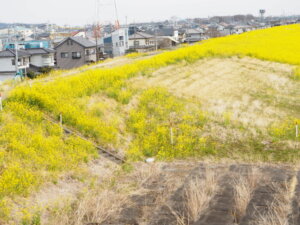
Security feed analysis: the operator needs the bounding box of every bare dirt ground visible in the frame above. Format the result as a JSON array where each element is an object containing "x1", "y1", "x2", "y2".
[
  {"x1": 69, "y1": 160, "x2": 299, "y2": 225},
  {"x1": 10, "y1": 160, "x2": 300, "y2": 225},
  {"x1": 132, "y1": 57, "x2": 299, "y2": 128}
]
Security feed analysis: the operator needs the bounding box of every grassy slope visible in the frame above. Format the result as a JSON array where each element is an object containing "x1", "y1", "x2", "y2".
[{"x1": 0, "y1": 25, "x2": 300, "y2": 223}]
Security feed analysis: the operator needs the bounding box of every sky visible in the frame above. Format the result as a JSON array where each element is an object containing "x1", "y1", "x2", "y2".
[{"x1": 2, "y1": 0, "x2": 300, "y2": 26}]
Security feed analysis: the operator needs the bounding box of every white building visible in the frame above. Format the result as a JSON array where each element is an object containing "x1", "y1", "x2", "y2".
[
  {"x1": 111, "y1": 28, "x2": 129, "y2": 57},
  {"x1": 185, "y1": 28, "x2": 205, "y2": 43},
  {"x1": 0, "y1": 49, "x2": 30, "y2": 79},
  {"x1": 129, "y1": 32, "x2": 155, "y2": 52},
  {"x1": 103, "y1": 28, "x2": 129, "y2": 57},
  {"x1": 26, "y1": 48, "x2": 55, "y2": 68}
]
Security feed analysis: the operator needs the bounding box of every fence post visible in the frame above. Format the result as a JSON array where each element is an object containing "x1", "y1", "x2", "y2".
[
  {"x1": 296, "y1": 122, "x2": 299, "y2": 138},
  {"x1": 170, "y1": 127, "x2": 174, "y2": 145},
  {"x1": 59, "y1": 113, "x2": 63, "y2": 127}
]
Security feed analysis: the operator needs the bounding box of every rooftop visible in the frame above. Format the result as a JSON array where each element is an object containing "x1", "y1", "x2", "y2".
[
  {"x1": 0, "y1": 49, "x2": 30, "y2": 58},
  {"x1": 129, "y1": 32, "x2": 154, "y2": 40},
  {"x1": 55, "y1": 37, "x2": 96, "y2": 49}
]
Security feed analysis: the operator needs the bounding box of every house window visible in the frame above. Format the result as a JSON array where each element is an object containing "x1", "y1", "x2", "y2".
[
  {"x1": 146, "y1": 39, "x2": 149, "y2": 45},
  {"x1": 72, "y1": 52, "x2": 81, "y2": 59},
  {"x1": 134, "y1": 40, "x2": 140, "y2": 46},
  {"x1": 61, "y1": 52, "x2": 69, "y2": 58},
  {"x1": 85, "y1": 49, "x2": 90, "y2": 56},
  {"x1": 67, "y1": 40, "x2": 73, "y2": 45},
  {"x1": 119, "y1": 36, "x2": 124, "y2": 41},
  {"x1": 116, "y1": 42, "x2": 118, "y2": 47},
  {"x1": 11, "y1": 58, "x2": 21, "y2": 66}
]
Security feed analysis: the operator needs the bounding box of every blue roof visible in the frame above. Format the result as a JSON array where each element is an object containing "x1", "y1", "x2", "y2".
[{"x1": 4, "y1": 40, "x2": 50, "y2": 49}]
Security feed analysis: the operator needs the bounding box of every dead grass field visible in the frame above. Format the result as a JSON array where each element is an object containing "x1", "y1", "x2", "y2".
[
  {"x1": 33, "y1": 161, "x2": 299, "y2": 225},
  {"x1": 132, "y1": 56, "x2": 299, "y2": 128}
]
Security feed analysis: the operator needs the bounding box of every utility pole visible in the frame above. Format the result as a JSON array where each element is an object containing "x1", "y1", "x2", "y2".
[
  {"x1": 14, "y1": 27, "x2": 19, "y2": 76},
  {"x1": 95, "y1": 0, "x2": 101, "y2": 62},
  {"x1": 94, "y1": 23, "x2": 101, "y2": 61},
  {"x1": 155, "y1": 29, "x2": 158, "y2": 51}
]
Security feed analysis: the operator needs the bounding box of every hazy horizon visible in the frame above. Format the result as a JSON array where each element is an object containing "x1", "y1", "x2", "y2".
[{"x1": 2, "y1": 0, "x2": 300, "y2": 26}]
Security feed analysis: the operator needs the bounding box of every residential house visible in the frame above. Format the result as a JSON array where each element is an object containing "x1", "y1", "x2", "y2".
[
  {"x1": 112, "y1": 28, "x2": 129, "y2": 57},
  {"x1": 128, "y1": 32, "x2": 156, "y2": 52},
  {"x1": 54, "y1": 37, "x2": 96, "y2": 69},
  {"x1": 103, "y1": 28, "x2": 129, "y2": 57},
  {"x1": 26, "y1": 48, "x2": 55, "y2": 70},
  {"x1": 147, "y1": 27, "x2": 179, "y2": 41},
  {"x1": 232, "y1": 25, "x2": 254, "y2": 34},
  {"x1": 185, "y1": 28, "x2": 206, "y2": 43},
  {"x1": 0, "y1": 49, "x2": 30, "y2": 79},
  {"x1": 156, "y1": 36, "x2": 179, "y2": 49}
]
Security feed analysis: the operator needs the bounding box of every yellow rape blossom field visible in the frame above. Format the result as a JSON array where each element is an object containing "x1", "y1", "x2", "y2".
[{"x1": 0, "y1": 24, "x2": 299, "y2": 223}]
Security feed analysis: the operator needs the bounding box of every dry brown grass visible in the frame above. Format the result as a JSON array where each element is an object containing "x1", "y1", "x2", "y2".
[
  {"x1": 233, "y1": 167, "x2": 262, "y2": 222},
  {"x1": 257, "y1": 175, "x2": 297, "y2": 225},
  {"x1": 130, "y1": 162, "x2": 161, "y2": 186},
  {"x1": 46, "y1": 162, "x2": 162, "y2": 225},
  {"x1": 47, "y1": 189, "x2": 128, "y2": 225},
  {"x1": 184, "y1": 169, "x2": 219, "y2": 222},
  {"x1": 132, "y1": 56, "x2": 298, "y2": 129}
]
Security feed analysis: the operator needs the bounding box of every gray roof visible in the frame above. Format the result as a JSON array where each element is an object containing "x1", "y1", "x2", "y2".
[
  {"x1": 129, "y1": 32, "x2": 154, "y2": 40},
  {"x1": 26, "y1": 48, "x2": 55, "y2": 55},
  {"x1": 0, "y1": 49, "x2": 30, "y2": 58},
  {"x1": 147, "y1": 28, "x2": 175, "y2": 37},
  {"x1": 186, "y1": 28, "x2": 205, "y2": 34},
  {"x1": 55, "y1": 37, "x2": 96, "y2": 49}
]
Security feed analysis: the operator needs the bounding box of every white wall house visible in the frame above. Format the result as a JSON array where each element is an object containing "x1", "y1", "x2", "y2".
[
  {"x1": 129, "y1": 32, "x2": 156, "y2": 52},
  {"x1": 26, "y1": 48, "x2": 55, "y2": 68},
  {"x1": 0, "y1": 49, "x2": 30, "y2": 80},
  {"x1": 185, "y1": 28, "x2": 205, "y2": 43},
  {"x1": 111, "y1": 28, "x2": 129, "y2": 57}
]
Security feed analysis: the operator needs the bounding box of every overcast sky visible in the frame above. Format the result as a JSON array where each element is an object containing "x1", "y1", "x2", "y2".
[{"x1": 2, "y1": 0, "x2": 300, "y2": 26}]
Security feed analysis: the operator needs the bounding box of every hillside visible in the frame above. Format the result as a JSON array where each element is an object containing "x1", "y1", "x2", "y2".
[{"x1": 0, "y1": 25, "x2": 299, "y2": 224}]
